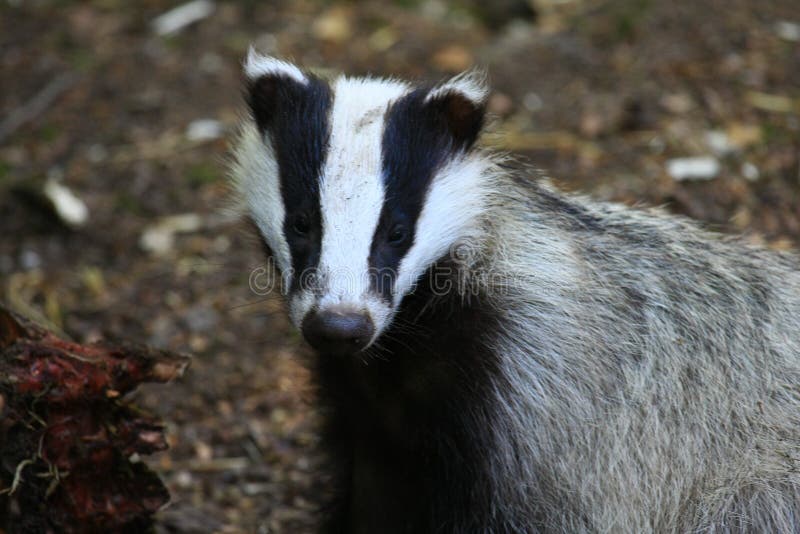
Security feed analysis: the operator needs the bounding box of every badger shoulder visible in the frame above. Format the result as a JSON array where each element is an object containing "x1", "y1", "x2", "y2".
[{"x1": 477, "y1": 172, "x2": 800, "y2": 369}]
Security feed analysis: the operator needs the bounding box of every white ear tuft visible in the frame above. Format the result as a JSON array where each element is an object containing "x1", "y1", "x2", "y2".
[
  {"x1": 425, "y1": 69, "x2": 489, "y2": 105},
  {"x1": 243, "y1": 47, "x2": 308, "y2": 85}
]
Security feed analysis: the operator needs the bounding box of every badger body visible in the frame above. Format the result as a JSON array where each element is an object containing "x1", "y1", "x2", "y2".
[{"x1": 232, "y1": 52, "x2": 800, "y2": 533}]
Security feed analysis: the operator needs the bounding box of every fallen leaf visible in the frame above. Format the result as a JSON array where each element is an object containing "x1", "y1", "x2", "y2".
[
  {"x1": 433, "y1": 45, "x2": 473, "y2": 72},
  {"x1": 312, "y1": 7, "x2": 352, "y2": 43}
]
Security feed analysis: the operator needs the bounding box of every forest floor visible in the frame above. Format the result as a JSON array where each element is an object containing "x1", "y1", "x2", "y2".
[{"x1": 1, "y1": 0, "x2": 798, "y2": 532}]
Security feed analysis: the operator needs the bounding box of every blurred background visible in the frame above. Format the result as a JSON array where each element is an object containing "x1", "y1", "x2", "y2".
[{"x1": 1, "y1": 0, "x2": 798, "y2": 532}]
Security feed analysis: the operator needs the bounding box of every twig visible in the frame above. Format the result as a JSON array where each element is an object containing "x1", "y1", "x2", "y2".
[
  {"x1": 159, "y1": 457, "x2": 251, "y2": 473},
  {"x1": 0, "y1": 72, "x2": 80, "y2": 143},
  {"x1": 7, "y1": 458, "x2": 35, "y2": 496}
]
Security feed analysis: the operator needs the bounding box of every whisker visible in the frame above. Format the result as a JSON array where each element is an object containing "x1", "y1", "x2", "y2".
[{"x1": 226, "y1": 297, "x2": 276, "y2": 311}]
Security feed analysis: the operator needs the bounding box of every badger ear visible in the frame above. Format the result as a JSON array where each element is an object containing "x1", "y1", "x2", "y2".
[
  {"x1": 424, "y1": 69, "x2": 489, "y2": 150},
  {"x1": 244, "y1": 48, "x2": 309, "y2": 133}
]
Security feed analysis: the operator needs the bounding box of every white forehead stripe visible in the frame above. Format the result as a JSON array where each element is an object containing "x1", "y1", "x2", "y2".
[
  {"x1": 317, "y1": 76, "x2": 408, "y2": 307},
  {"x1": 244, "y1": 48, "x2": 307, "y2": 85}
]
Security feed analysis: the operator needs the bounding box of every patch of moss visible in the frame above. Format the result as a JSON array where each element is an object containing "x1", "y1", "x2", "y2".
[
  {"x1": 114, "y1": 192, "x2": 144, "y2": 215},
  {"x1": 186, "y1": 163, "x2": 218, "y2": 187},
  {"x1": 576, "y1": 0, "x2": 653, "y2": 44},
  {"x1": 761, "y1": 122, "x2": 790, "y2": 144},
  {"x1": 68, "y1": 48, "x2": 97, "y2": 72},
  {"x1": 38, "y1": 124, "x2": 61, "y2": 142},
  {"x1": 223, "y1": 31, "x2": 252, "y2": 55},
  {"x1": 391, "y1": 0, "x2": 423, "y2": 8},
  {"x1": 0, "y1": 161, "x2": 10, "y2": 185}
]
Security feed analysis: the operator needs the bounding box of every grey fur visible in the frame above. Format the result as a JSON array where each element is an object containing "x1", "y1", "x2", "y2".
[{"x1": 459, "y1": 171, "x2": 800, "y2": 533}]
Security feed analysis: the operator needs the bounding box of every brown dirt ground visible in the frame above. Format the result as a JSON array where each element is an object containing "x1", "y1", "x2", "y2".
[{"x1": 1, "y1": 1, "x2": 798, "y2": 532}]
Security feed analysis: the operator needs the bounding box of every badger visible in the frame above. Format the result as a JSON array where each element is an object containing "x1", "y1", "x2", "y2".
[{"x1": 231, "y1": 50, "x2": 800, "y2": 533}]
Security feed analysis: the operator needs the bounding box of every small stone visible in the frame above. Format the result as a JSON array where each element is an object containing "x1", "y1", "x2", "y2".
[
  {"x1": 421, "y1": 0, "x2": 447, "y2": 21},
  {"x1": 705, "y1": 130, "x2": 735, "y2": 156},
  {"x1": 741, "y1": 162, "x2": 760, "y2": 181},
  {"x1": 211, "y1": 235, "x2": 231, "y2": 253},
  {"x1": 184, "y1": 306, "x2": 219, "y2": 333},
  {"x1": 19, "y1": 249, "x2": 42, "y2": 271},
  {"x1": 580, "y1": 113, "x2": 604, "y2": 138},
  {"x1": 140, "y1": 228, "x2": 173, "y2": 256},
  {"x1": 43, "y1": 179, "x2": 89, "y2": 227},
  {"x1": 194, "y1": 441, "x2": 213, "y2": 462},
  {"x1": 186, "y1": 119, "x2": 223, "y2": 142},
  {"x1": 660, "y1": 93, "x2": 694, "y2": 114},
  {"x1": 174, "y1": 470, "x2": 194, "y2": 489},
  {"x1": 648, "y1": 136, "x2": 666, "y2": 154},
  {"x1": 522, "y1": 92, "x2": 543, "y2": 113},
  {"x1": 140, "y1": 213, "x2": 203, "y2": 255},
  {"x1": 242, "y1": 483, "x2": 272, "y2": 496},
  {"x1": 86, "y1": 144, "x2": 108, "y2": 163},
  {"x1": 666, "y1": 157, "x2": 720, "y2": 181},
  {"x1": 775, "y1": 21, "x2": 800, "y2": 42},
  {"x1": 199, "y1": 53, "x2": 223, "y2": 74}
]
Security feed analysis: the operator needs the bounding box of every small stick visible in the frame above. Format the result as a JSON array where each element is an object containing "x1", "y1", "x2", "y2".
[{"x1": 0, "y1": 72, "x2": 79, "y2": 143}]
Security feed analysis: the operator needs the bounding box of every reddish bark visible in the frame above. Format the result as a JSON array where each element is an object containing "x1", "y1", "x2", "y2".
[{"x1": 0, "y1": 306, "x2": 190, "y2": 533}]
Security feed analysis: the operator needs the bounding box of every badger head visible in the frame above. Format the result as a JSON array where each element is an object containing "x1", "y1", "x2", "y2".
[{"x1": 233, "y1": 50, "x2": 490, "y2": 355}]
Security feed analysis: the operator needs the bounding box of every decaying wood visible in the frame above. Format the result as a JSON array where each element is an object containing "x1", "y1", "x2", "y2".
[{"x1": 0, "y1": 305, "x2": 190, "y2": 533}]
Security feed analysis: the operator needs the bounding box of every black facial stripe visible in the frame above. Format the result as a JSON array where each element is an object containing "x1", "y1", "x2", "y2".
[
  {"x1": 249, "y1": 74, "x2": 332, "y2": 290},
  {"x1": 370, "y1": 88, "x2": 458, "y2": 302}
]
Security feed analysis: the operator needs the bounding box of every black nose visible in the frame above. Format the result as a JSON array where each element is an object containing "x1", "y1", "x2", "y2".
[{"x1": 301, "y1": 310, "x2": 375, "y2": 354}]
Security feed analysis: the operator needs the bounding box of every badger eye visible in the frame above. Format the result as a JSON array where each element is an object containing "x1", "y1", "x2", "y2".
[
  {"x1": 291, "y1": 214, "x2": 311, "y2": 236},
  {"x1": 387, "y1": 224, "x2": 408, "y2": 246}
]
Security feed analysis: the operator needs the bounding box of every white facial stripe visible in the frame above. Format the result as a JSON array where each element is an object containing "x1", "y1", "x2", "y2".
[
  {"x1": 317, "y1": 76, "x2": 409, "y2": 309},
  {"x1": 244, "y1": 48, "x2": 307, "y2": 85},
  {"x1": 233, "y1": 124, "x2": 292, "y2": 280},
  {"x1": 394, "y1": 156, "x2": 490, "y2": 306},
  {"x1": 288, "y1": 290, "x2": 315, "y2": 327}
]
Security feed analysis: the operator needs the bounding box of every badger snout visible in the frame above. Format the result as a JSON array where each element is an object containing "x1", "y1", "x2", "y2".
[{"x1": 301, "y1": 308, "x2": 375, "y2": 354}]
